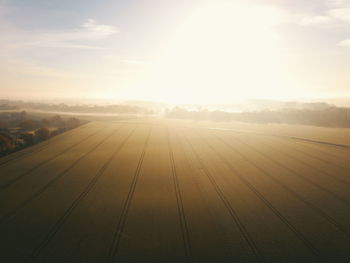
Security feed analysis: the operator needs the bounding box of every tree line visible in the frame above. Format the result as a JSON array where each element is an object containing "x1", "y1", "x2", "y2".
[
  {"x1": 0, "y1": 112, "x2": 82, "y2": 157},
  {"x1": 166, "y1": 106, "x2": 350, "y2": 128},
  {"x1": 0, "y1": 100, "x2": 155, "y2": 114}
]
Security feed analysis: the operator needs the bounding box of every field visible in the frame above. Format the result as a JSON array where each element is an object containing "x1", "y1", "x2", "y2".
[{"x1": 1, "y1": 119, "x2": 350, "y2": 262}]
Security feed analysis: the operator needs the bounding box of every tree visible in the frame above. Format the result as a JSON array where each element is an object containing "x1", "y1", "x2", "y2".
[
  {"x1": 41, "y1": 118, "x2": 51, "y2": 126},
  {"x1": 19, "y1": 120, "x2": 37, "y2": 130},
  {"x1": 35, "y1": 128, "x2": 51, "y2": 141},
  {"x1": 66, "y1": 117, "x2": 80, "y2": 128},
  {"x1": 0, "y1": 133, "x2": 14, "y2": 153},
  {"x1": 20, "y1": 132, "x2": 35, "y2": 145},
  {"x1": 51, "y1": 115, "x2": 64, "y2": 127}
]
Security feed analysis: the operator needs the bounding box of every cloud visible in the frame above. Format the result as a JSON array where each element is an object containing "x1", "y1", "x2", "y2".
[
  {"x1": 82, "y1": 19, "x2": 119, "y2": 37},
  {"x1": 0, "y1": 15, "x2": 120, "y2": 81},
  {"x1": 23, "y1": 19, "x2": 119, "y2": 49},
  {"x1": 327, "y1": 0, "x2": 347, "y2": 7},
  {"x1": 122, "y1": 59, "x2": 152, "y2": 65},
  {"x1": 299, "y1": 15, "x2": 332, "y2": 26},
  {"x1": 329, "y1": 8, "x2": 350, "y2": 21},
  {"x1": 0, "y1": 0, "x2": 119, "y2": 49},
  {"x1": 299, "y1": 2, "x2": 350, "y2": 27},
  {"x1": 338, "y1": 39, "x2": 350, "y2": 47}
]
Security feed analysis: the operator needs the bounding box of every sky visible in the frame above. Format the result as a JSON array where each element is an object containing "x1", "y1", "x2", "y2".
[{"x1": 0, "y1": 0, "x2": 350, "y2": 104}]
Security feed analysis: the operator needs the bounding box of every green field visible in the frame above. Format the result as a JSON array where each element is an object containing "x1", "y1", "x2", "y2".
[{"x1": 1, "y1": 119, "x2": 350, "y2": 262}]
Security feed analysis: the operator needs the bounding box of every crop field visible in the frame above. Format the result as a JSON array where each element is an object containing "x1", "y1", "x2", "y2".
[{"x1": 1, "y1": 119, "x2": 350, "y2": 262}]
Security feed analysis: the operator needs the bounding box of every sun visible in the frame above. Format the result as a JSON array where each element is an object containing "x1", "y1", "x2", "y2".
[{"x1": 129, "y1": 2, "x2": 287, "y2": 104}]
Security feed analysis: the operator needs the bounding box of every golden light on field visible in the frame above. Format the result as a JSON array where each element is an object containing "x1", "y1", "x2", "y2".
[{"x1": 128, "y1": 2, "x2": 288, "y2": 104}]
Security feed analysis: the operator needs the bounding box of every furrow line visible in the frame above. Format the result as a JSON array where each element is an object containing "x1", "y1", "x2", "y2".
[
  {"x1": 26, "y1": 126, "x2": 137, "y2": 263},
  {"x1": 197, "y1": 126, "x2": 350, "y2": 150},
  {"x1": 0, "y1": 124, "x2": 92, "y2": 167},
  {"x1": 255, "y1": 137, "x2": 350, "y2": 188},
  {"x1": 274, "y1": 138, "x2": 350, "y2": 174},
  {"x1": 0, "y1": 127, "x2": 122, "y2": 224},
  {"x1": 167, "y1": 128, "x2": 193, "y2": 263},
  {"x1": 106, "y1": 127, "x2": 151, "y2": 263},
  {"x1": 215, "y1": 135, "x2": 350, "y2": 237},
  {"x1": 0, "y1": 127, "x2": 105, "y2": 190},
  {"x1": 293, "y1": 140, "x2": 350, "y2": 162},
  {"x1": 226, "y1": 133, "x2": 350, "y2": 209},
  {"x1": 183, "y1": 132, "x2": 267, "y2": 263},
  {"x1": 198, "y1": 132, "x2": 328, "y2": 262}
]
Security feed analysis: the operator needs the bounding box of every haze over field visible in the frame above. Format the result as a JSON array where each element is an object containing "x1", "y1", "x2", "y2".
[{"x1": 0, "y1": 0, "x2": 350, "y2": 104}]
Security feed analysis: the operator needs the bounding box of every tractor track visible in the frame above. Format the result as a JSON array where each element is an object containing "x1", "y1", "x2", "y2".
[{"x1": 26, "y1": 126, "x2": 137, "y2": 263}]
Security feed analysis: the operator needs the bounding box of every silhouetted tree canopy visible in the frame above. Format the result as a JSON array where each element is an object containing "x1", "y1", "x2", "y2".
[
  {"x1": 20, "y1": 132, "x2": 35, "y2": 145},
  {"x1": 0, "y1": 134, "x2": 13, "y2": 152},
  {"x1": 0, "y1": 111, "x2": 84, "y2": 156},
  {"x1": 35, "y1": 128, "x2": 51, "y2": 141}
]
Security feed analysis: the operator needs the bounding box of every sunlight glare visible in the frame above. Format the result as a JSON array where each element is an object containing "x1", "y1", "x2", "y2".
[{"x1": 130, "y1": 2, "x2": 287, "y2": 104}]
